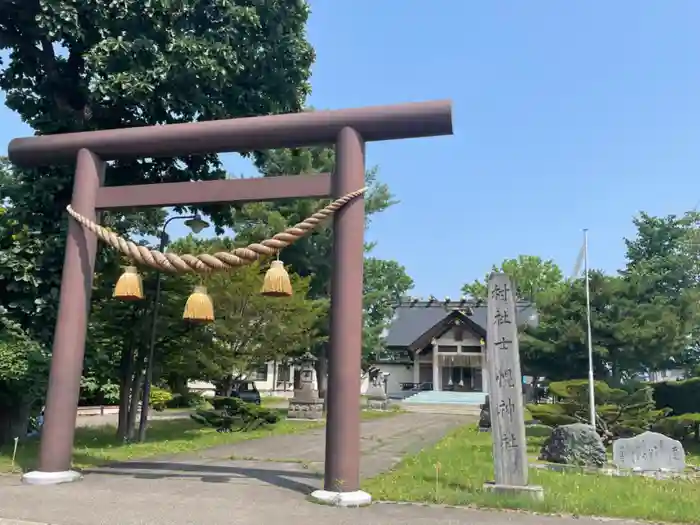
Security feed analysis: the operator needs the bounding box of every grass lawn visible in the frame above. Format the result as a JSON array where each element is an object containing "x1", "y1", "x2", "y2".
[
  {"x1": 364, "y1": 424, "x2": 700, "y2": 524},
  {"x1": 260, "y1": 396, "x2": 290, "y2": 406},
  {"x1": 0, "y1": 407, "x2": 398, "y2": 474}
]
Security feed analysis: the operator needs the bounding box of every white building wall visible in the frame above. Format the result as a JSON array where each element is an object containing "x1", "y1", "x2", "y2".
[
  {"x1": 360, "y1": 363, "x2": 414, "y2": 396},
  {"x1": 435, "y1": 327, "x2": 482, "y2": 347},
  {"x1": 188, "y1": 361, "x2": 318, "y2": 398}
]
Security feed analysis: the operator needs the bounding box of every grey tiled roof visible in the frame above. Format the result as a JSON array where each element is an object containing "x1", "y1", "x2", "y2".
[{"x1": 385, "y1": 300, "x2": 538, "y2": 348}]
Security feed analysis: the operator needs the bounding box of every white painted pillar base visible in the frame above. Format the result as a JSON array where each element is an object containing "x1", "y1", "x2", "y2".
[
  {"x1": 309, "y1": 489, "x2": 372, "y2": 507},
  {"x1": 22, "y1": 470, "x2": 82, "y2": 485}
]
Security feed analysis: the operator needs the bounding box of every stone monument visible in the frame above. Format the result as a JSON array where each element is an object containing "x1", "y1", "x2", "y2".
[
  {"x1": 613, "y1": 431, "x2": 686, "y2": 472},
  {"x1": 287, "y1": 352, "x2": 324, "y2": 420},
  {"x1": 483, "y1": 273, "x2": 544, "y2": 500},
  {"x1": 540, "y1": 423, "x2": 606, "y2": 467},
  {"x1": 365, "y1": 367, "x2": 389, "y2": 410}
]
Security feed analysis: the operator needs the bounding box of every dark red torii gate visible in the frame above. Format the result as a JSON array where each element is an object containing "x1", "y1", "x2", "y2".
[{"x1": 8, "y1": 100, "x2": 453, "y2": 505}]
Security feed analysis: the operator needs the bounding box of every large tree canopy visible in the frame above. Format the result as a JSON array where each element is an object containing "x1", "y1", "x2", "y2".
[
  {"x1": 0, "y1": 0, "x2": 316, "y2": 442},
  {"x1": 0, "y1": 1, "x2": 416, "y2": 438},
  {"x1": 519, "y1": 271, "x2": 682, "y2": 382},
  {"x1": 0, "y1": 0, "x2": 315, "y2": 342}
]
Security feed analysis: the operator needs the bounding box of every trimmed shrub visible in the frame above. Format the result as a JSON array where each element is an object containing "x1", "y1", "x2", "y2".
[
  {"x1": 527, "y1": 403, "x2": 578, "y2": 427},
  {"x1": 527, "y1": 379, "x2": 668, "y2": 443},
  {"x1": 149, "y1": 387, "x2": 173, "y2": 412},
  {"x1": 651, "y1": 378, "x2": 700, "y2": 416},
  {"x1": 166, "y1": 391, "x2": 207, "y2": 409},
  {"x1": 526, "y1": 423, "x2": 553, "y2": 439},
  {"x1": 652, "y1": 413, "x2": 700, "y2": 442},
  {"x1": 191, "y1": 396, "x2": 280, "y2": 432}
]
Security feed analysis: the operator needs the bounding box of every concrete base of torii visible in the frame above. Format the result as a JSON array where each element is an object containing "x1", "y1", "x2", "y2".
[
  {"x1": 309, "y1": 489, "x2": 372, "y2": 507},
  {"x1": 22, "y1": 470, "x2": 83, "y2": 485}
]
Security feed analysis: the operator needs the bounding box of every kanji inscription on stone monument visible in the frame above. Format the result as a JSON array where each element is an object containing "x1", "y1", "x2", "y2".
[{"x1": 486, "y1": 273, "x2": 528, "y2": 487}]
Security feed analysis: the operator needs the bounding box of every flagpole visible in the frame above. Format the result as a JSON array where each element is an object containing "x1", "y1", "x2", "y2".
[{"x1": 583, "y1": 228, "x2": 596, "y2": 428}]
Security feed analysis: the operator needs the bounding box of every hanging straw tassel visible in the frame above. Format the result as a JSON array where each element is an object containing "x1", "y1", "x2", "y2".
[
  {"x1": 113, "y1": 266, "x2": 144, "y2": 301},
  {"x1": 183, "y1": 285, "x2": 214, "y2": 323},
  {"x1": 261, "y1": 260, "x2": 293, "y2": 297}
]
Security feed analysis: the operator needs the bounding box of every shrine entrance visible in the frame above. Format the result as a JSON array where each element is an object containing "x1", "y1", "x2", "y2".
[{"x1": 8, "y1": 100, "x2": 453, "y2": 504}]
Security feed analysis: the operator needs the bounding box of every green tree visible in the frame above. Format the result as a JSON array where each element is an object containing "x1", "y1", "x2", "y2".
[
  {"x1": 0, "y1": 157, "x2": 13, "y2": 195},
  {"x1": 362, "y1": 257, "x2": 414, "y2": 365},
  {"x1": 520, "y1": 272, "x2": 622, "y2": 382},
  {"x1": 528, "y1": 380, "x2": 666, "y2": 443},
  {"x1": 0, "y1": 317, "x2": 49, "y2": 443},
  {"x1": 462, "y1": 255, "x2": 564, "y2": 304},
  {"x1": 206, "y1": 258, "x2": 326, "y2": 395},
  {"x1": 521, "y1": 270, "x2": 697, "y2": 384},
  {"x1": 87, "y1": 250, "x2": 215, "y2": 440},
  {"x1": 0, "y1": 0, "x2": 314, "y2": 435},
  {"x1": 231, "y1": 145, "x2": 397, "y2": 396},
  {"x1": 0, "y1": 0, "x2": 314, "y2": 338},
  {"x1": 622, "y1": 211, "x2": 700, "y2": 373}
]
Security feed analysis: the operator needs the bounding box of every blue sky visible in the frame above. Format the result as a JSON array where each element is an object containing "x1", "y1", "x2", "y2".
[{"x1": 3, "y1": 1, "x2": 700, "y2": 298}]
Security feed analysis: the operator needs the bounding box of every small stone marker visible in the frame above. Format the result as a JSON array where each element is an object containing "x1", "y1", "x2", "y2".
[
  {"x1": 483, "y1": 273, "x2": 543, "y2": 500},
  {"x1": 613, "y1": 431, "x2": 686, "y2": 472}
]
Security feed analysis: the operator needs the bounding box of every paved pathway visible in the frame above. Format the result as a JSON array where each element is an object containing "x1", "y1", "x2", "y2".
[
  {"x1": 149, "y1": 411, "x2": 466, "y2": 480},
  {"x1": 0, "y1": 413, "x2": 645, "y2": 525},
  {"x1": 74, "y1": 409, "x2": 192, "y2": 428}
]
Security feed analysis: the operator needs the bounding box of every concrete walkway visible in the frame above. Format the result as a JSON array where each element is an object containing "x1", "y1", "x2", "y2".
[
  {"x1": 74, "y1": 409, "x2": 192, "y2": 428},
  {"x1": 0, "y1": 413, "x2": 645, "y2": 525}
]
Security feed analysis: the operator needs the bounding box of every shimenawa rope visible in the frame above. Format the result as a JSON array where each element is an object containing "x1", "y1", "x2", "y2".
[{"x1": 66, "y1": 187, "x2": 366, "y2": 274}]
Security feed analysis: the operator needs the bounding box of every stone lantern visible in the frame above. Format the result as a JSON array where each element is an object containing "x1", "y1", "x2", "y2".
[
  {"x1": 287, "y1": 351, "x2": 324, "y2": 420},
  {"x1": 365, "y1": 366, "x2": 389, "y2": 410}
]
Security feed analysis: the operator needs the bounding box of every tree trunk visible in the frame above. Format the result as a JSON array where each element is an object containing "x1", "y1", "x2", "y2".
[
  {"x1": 0, "y1": 399, "x2": 31, "y2": 446},
  {"x1": 116, "y1": 343, "x2": 135, "y2": 441},
  {"x1": 609, "y1": 357, "x2": 623, "y2": 387},
  {"x1": 316, "y1": 344, "x2": 328, "y2": 398},
  {"x1": 315, "y1": 344, "x2": 329, "y2": 415},
  {"x1": 167, "y1": 374, "x2": 188, "y2": 396},
  {"x1": 126, "y1": 367, "x2": 144, "y2": 441},
  {"x1": 218, "y1": 375, "x2": 234, "y2": 397},
  {"x1": 272, "y1": 359, "x2": 278, "y2": 395}
]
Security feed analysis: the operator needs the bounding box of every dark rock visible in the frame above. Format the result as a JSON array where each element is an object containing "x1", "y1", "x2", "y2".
[{"x1": 539, "y1": 423, "x2": 606, "y2": 468}]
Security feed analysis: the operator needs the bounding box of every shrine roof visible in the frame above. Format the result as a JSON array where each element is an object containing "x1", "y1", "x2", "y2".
[{"x1": 384, "y1": 298, "x2": 537, "y2": 349}]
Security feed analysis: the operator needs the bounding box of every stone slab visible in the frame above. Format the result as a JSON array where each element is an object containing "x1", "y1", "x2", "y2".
[
  {"x1": 287, "y1": 399, "x2": 324, "y2": 420},
  {"x1": 483, "y1": 482, "x2": 545, "y2": 502},
  {"x1": 612, "y1": 431, "x2": 685, "y2": 472},
  {"x1": 366, "y1": 399, "x2": 389, "y2": 410}
]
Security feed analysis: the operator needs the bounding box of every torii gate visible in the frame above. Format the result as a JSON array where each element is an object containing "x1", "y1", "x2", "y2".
[{"x1": 8, "y1": 100, "x2": 453, "y2": 505}]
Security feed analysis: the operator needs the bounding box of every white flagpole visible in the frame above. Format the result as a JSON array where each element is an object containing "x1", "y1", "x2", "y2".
[{"x1": 583, "y1": 228, "x2": 596, "y2": 428}]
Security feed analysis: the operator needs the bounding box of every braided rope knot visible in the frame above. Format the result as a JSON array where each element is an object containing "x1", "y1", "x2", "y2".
[{"x1": 66, "y1": 187, "x2": 366, "y2": 274}]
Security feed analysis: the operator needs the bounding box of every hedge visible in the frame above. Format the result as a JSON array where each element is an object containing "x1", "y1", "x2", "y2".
[{"x1": 651, "y1": 377, "x2": 700, "y2": 415}]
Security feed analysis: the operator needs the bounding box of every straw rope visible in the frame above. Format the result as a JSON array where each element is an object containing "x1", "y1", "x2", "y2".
[{"x1": 66, "y1": 187, "x2": 366, "y2": 274}]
